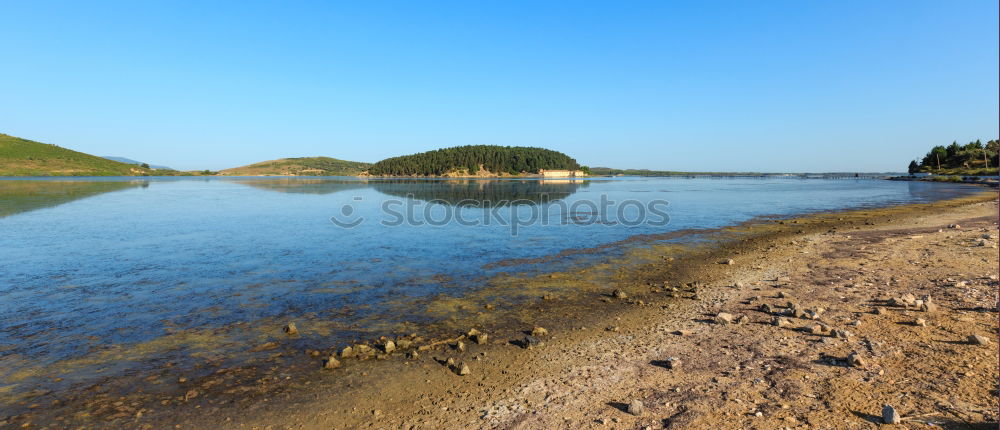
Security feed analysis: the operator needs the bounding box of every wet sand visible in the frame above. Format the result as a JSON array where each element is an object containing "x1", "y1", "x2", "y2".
[{"x1": 4, "y1": 190, "x2": 998, "y2": 429}]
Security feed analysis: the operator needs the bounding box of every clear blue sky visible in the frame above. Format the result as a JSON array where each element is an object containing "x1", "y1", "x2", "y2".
[{"x1": 1, "y1": 1, "x2": 997, "y2": 172}]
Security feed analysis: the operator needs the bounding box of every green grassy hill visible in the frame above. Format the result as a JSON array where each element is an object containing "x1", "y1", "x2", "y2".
[
  {"x1": 0, "y1": 133, "x2": 151, "y2": 176},
  {"x1": 219, "y1": 157, "x2": 371, "y2": 176}
]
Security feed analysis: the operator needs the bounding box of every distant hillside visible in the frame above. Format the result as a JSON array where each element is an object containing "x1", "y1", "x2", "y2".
[
  {"x1": 366, "y1": 145, "x2": 586, "y2": 176},
  {"x1": 0, "y1": 133, "x2": 151, "y2": 176},
  {"x1": 219, "y1": 157, "x2": 371, "y2": 176},
  {"x1": 102, "y1": 156, "x2": 173, "y2": 170}
]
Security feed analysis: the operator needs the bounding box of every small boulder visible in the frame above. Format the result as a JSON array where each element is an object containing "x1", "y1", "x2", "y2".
[
  {"x1": 613, "y1": 289, "x2": 628, "y2": 299},
  {"x1": 455, "y1": 363, "x2": 470, "y2": 376},
  {"x1": 407, "y1": 350, "x2": 420, "y2": 360},
  {"x1": 455, "y1": 341, "x2": 466, "y2": 352},
  {"x1": 721, "y1": 259, "x2": 735, "y2": 265},
  {"x1": 714, "y1": 312, "x2": 734, "y2": 325},
  {"x1": 734, "y1": 315, "x2": 750, "y2": 325},
  {"x1": 283, "y1": 322, "x2": 298, "y2": 336},
  {"x1": 920, "y1": 302, "x2": 938, "y2": 313},
  {"x1": 969, "y1": 334, "x2": 990, "y2": 345},
  {"x1": 627, "y1": 400, "x2": 645, "y2": 416},
  {"x1": 523, "y1": 336, "x2": 543, "y2": 348},
  {"x1": 831, "y1": 329, "x2": 852, "y2": 339},
  {"x1": 759, "y1": 303, "x2": 774, "y2": 314},
  {"x1": 915, "y1": 318, "x2": 927, "y2": 327},
  {"x1": 530, "y1": 326, "x2": 549, "y2": 337},
  {"x1": 882, "y1": 405, "x2": 901, "y2": 424},
  {"x1": 383, "y1": 340, "x2": 396, "y2": 354},
  {"x1": 777, "y1": 291, "x2": 789, "y2": 299},
  {"x1": 874, "y1": 307, "x2": 888, "y2": 315}
]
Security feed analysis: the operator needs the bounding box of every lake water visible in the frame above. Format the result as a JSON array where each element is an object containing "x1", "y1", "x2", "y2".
[{"x1": 0, "y1": 176, "x2": 982, "y2": 400}]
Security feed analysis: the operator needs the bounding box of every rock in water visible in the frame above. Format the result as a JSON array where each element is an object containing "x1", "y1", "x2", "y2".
[
  {"x1": 714, "y1": 312, "x2": 734, "y2": 324},
  {"x1": 627, "y1": 400, "x2": 645, "y2": 416},
  {"x1": 323, "y1": 356, "x2": 341, "y2": 369},
  {"x1": 531, "y1": 326, "x2": 548, "y2": 337},
  {"x1": 969, "y1": 334, "x2": 990, "y2": 345},
  {"x1": 613, "y1": 289, "x2": 628, "y2": 299},
  {"x1": 882, "y1": 405, "x2": 901, "y2": 424},
  {"x1": 283, "y1": 322, "x2": 298, "y2": 336},
  {"x1": 383, "y1": 340, "x2": 396, "y2": 353}
]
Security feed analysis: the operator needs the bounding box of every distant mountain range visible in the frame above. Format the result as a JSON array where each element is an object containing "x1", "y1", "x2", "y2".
[{"x1": 101, "y1": 156, "x2": 173, "y2": 170}]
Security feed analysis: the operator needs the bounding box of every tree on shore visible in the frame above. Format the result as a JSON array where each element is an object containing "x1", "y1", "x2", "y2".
[{"x1": 915, "y1": 139, "x2": 998, "y2": 174}]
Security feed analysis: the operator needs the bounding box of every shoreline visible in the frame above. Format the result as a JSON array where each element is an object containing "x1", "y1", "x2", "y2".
[{"x1": 2, "y1": 191, "x2": 997, "y2": 429}]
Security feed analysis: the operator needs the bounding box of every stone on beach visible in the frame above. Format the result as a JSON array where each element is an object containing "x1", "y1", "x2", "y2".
[
  {"x1": 772, "y1": 316, "x2": 793, "y2": 328},
  {"x1": 714, "y1": 312, "x2": 734, "y2": 324},
  {"x1": 531, "y1": 326, "x2": 549, "y2": 337},
  {"x1": 920, "y1": 302, "x2": 938, "y2": 313},
  {"x1": 382, "y1": 340, "x2": 396, "y2": 354},
  {"x1": 847, "y1": 351, "x2": 866, "y2": 368},
  {"x1": 468, "y1": 329, "x2": 489, "y2": 345},
  {"x1": 915, "y1": 318, "x2": 927, "y2": 327},
  {"x1": 340, "y1": 346, "x2": 354, "y2": 358},
  {"x1": 455, "y1": 363, "x2": 470, "y2": 376},
  {"x1": 721, "y1": 259, "x2": 735, "y2": 265},
  {"x1": 323, "y1": 356, "x2": 341, "y2": 369},
  {"x1": 882, "y1": 405, "x2": 901, "y2": 424},
  {"x1": 613, "y1": 289, "x2": 628, "y2": 299},
  {"x1": 969, "y1": 334, "x2": 990, "y2": 345},
  {"x1": 664, "y1": 357, "x2": 681, "y2": 369},
  {"x1": 627, "y1": 400, "x2": 645, "y2": 416},
  {"x1": 734, "y1": 315, "x2": 750, "y2": 325},
  {"x1": 283, "y1": 322, "x2": 298, "y2": 336}
]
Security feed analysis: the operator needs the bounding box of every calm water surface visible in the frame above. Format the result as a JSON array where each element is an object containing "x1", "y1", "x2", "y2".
[{"x1": 0, "y1": 176, "x2": 982, "y2": 395}]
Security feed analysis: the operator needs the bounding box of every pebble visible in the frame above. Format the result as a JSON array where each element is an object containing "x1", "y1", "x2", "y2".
[
  {"x1": 455, "y1": 341, "x2": 466, "y2": 352},
  {"x1": 283, "y1": 322, "x2": 298, "y2": 336},
  {"x1": 323, "y1": 356, "x2": 341, "y2": 369},
  {"x1": 722, "y1": 259, "x2": 735, "y2": 265},
  {"x1": 847, "y1": 351, "x2": 866, "y2": 368},
  {"x1": 882, "y1": 405, "x2": 901, "y2": 424},
  {"x1": 920, "y1": 302, "x2": 938, "y2": 313},
  {"x1": 772, "y1": 317, "x2": 793, "y2": 328},
  {"x1": 665, "y1": 357, "x2": 681, "y2": 369},
  {"x1": 734, "y1": 315, "x2": 750, "y2": 325},
  {"x1": 613, "y1": 289, "x2": 628, "y2": 299},
  {"x1": 714, "y1": 312, "x2": 734, "y2": 324},
  {"x1": 874, "y1": 307, "x2": 888, "y2": 315},
  {"x1": 915, "y1": 318, "x2": 927, "y2": 327},
  {"x1": 383, "y1": 340, "x2": 396, "y2": 354},
  {"x1": 468, "y1": 329, "x2": 489, "y2": 345},
  {"x1": 777, "y1": 291, "x2": 789, "y2": 298},
  {"x1": 456, "y1": 363, "x2": 470, "y2": 376},
  {"x1": 340, "y1": 346, "x2": 354, "y2": 358},
  {"x1": 969, "y1": 334, "x2": 990, "y2": 345},
  {"x1": 627, "y1": 400, "x2": 645, "y2": 416},
  {"x1": 531, "y1": 326, "x2": 549, "y2": 337},
  {"x1": 407, "y1": 350, "x2": 420, "y2": 360}
]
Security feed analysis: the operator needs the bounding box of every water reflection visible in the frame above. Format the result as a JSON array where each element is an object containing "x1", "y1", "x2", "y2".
[
  {"x1": 369, "y1": 179, "x2": 589, "y2": 206},
  {"x1": 0, "y1": 179, "x2": 147, "y2": 217},
  {"x1": 235, "y1": 178, "x2": 370, "y2": 195}
]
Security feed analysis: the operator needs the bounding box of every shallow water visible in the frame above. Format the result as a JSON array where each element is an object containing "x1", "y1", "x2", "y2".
[{"x1": 0, "y1": 176, "x2": 982, "y2": 396}]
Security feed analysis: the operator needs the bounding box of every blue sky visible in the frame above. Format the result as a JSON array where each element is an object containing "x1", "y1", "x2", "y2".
[{"x1": 1, "y1": 1, "x2": 997, "y2": 172}]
